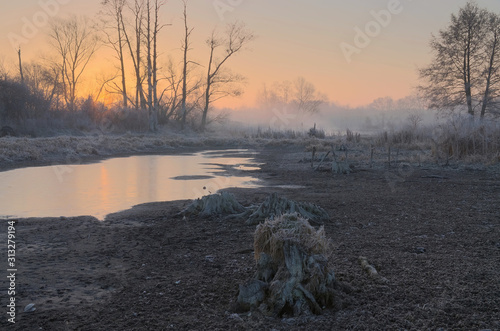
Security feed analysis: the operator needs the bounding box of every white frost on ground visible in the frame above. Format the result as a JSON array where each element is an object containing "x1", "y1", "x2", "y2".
[{"x1": 0, "y1": 130, "x2": 330, "y2": 167}]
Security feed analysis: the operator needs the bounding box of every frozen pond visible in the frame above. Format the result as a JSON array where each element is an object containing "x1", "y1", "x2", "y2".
[{"x1": 0, "y1": 150, "x2": 262, "y2": 220}]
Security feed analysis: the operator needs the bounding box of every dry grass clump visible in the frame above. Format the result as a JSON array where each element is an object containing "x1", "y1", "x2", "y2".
[
  {"x1": 346, "y1": 128, "x2": 361, "y2": 143},
  {"x1": 375, "y1": 126, "x2": 430, "y2": 147},
  {"x1": 246, "y1": 193, "x2": 330, "y2": 225},
  {"x1": 179, "y1": 192, "x2": 247, "y2": 218},
  {"x1": 254, "y1": 213, "x2": 330, "y2": 263},
  {"x1": 434, "y1": 120, "x2": 500, "y2": 160}
]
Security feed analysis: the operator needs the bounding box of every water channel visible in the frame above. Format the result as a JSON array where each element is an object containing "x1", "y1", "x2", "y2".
[{"x1": 0, "y1": 150, "x2": 262, "y2": 220}]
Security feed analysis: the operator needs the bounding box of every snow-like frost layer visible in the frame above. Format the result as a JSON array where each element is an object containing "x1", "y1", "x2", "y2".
[{"x1": 0, "y1": 131, "x2": 334, "y2": 167}]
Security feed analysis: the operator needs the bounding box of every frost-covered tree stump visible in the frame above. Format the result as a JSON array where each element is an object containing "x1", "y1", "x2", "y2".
[
  {"x1": 237, "y1": 214, "x2": 338, "y2": 317},
  {"x1": 178, "y1": 192, "x2": 246, "y2": 217},
  {"x1": 246, "y1": 193, "x2": 329, "y2": 225}
]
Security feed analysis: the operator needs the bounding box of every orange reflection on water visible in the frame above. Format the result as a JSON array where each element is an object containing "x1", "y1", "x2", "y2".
[
  {"x1": 99, "y1": 165, "x2": 111, "y2": 210},
  {"x1": 0, "y1": 151, "x2": 262, "y2": 220}
]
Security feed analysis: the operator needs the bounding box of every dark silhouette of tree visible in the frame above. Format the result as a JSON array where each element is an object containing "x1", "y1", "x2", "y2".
[
  {"x1": 419, "y1": 2, "x2": 500, "y2": 118},
  {"x1": 48, "y1": 16, "x2": 99, "y2": 111},
  {"x1": 101, "y1": 0, "x2": 129, "y2": 107},
  {"x1": 180, "y1": 0, "x2": 194, "y2": 130},
  {"x1": 201, "y1": 22, "x2": 254, "y2": 130}
]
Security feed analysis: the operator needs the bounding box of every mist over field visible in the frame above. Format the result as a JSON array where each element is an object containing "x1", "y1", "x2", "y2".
[{"x1": 227, "y1": 98, "x2": 436, "y2": 135}]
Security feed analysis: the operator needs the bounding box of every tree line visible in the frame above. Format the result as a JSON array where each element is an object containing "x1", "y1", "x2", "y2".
[
  {"x1": 1, "y1": 1, "x2": 499, "y2": 136},
  {"x1": 0, "y1": 0, "x2": 254, "y2": 133}
]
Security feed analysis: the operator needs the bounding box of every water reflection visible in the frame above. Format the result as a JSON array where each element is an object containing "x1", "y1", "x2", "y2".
[{"x1": 0, "y1": 150, "x2": 261, "y2": 220}]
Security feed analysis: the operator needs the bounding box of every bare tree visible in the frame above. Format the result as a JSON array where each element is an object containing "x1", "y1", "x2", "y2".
[
  {"x1": 407, "y1": 112, "x2": 423, "y2": 131},
  {"x1": 160, "y1": 59, "x2": 183, "y2": 122},
  {"x1": 201, "y1": 22, "x2": 254, "y2": 130},
  {"x1": 258, "y1": 81, "x2": 292, "y2": 110},
  {"x1": 121, "y1": 0, "x2": 146, "y2": 109},
  {"x1": 49, "y1": 16, "x2": 99, "y2": 111},
  {"x1": 180, "y1": 0, "x2": 194, "y2": 130},
  {"x1": 480, "y1": 12, "x2": 500, "y2": 118},
  {"x1": 258, "y1": 77, "x2": 325, "y2": 115},
  {"x1": 17, "y1": 48, "x2": 24, "y2": 84},
  {"x1": 143, "y1": 0, "x2": 165, "y2": 132},
  {"x1": 145, "y1": 0, "x2": 154, "y2": 130},
  {"x1": 369, "y1": 96, "x2": 396, "y2": 111},
  {"x1": 101, "y1": 0, "x2": 128, "y2": 107},
  {"x1": 0, "y1": 55, "x2": 9, "y2": 80},
  {"x1": 152, "y1": 0, "x2": 164, "y2": 120},
  {"x1": 418, "y1": 2, "x2": 500, "y2": 118},
  {"x1": 23, "y1": 61, "x2": 63, "y2": 108},
  {"x1": 157, "y1": 56, "x2": 202, "y2": 125},
  {"x1": 292, "y1": 76, "x2": 326, "y2": 114}
]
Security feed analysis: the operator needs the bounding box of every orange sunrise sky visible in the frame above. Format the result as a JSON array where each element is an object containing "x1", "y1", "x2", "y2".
[{"x1": 1, "y1": 0, "x2": 500, "y2": 109}]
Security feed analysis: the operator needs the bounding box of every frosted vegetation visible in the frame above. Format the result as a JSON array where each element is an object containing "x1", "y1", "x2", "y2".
[{"x1": 0, "y1": 113, "x2": 499, "y2": 167}]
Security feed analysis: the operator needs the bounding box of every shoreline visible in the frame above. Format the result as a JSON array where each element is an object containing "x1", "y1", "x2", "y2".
[
  {"x1": 0, "y1": 132, "x2": 320, "y2": 174},
  {"x1": 0, "y1": 144, "x2": 273, "y2": 221},
  {"x1": 0, "y1": 139, "x2": 249, "y2": 173}
]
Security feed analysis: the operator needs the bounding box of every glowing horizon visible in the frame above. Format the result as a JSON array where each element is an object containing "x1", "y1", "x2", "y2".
[{"x1": 1, "y1": 0, "x2": 500, "y2": 110}]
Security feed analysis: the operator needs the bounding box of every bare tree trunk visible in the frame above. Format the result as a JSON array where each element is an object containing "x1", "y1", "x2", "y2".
[
  {"x1": 144, "y1": 0, "x2": 163, "y2": 132},
  {"x1": 464, "y1": 39, "x2": 474, "y2": 116},
  {"x1": 117, "y1": 7, "x2": 128, "y2": 108},
  {"x1": 129, "y1": 0, "x2": 146, "y2": 110},
  {"x1": 181, "y1": 0, "x2": 191, "y2": 130},
  {"x1": 47, "y1": 66, "x2": 60, "y2": 107},
  {"x1": 103, "y1": 0, "x2": 129, "y2": 107},
  {"x1": 60, "y1": 58, "x2": 69, "y2": 107},
  {"x1": 17, "y1": 48, "x2": 24, "y2": 84},
  {"x1": 201, "y1": 49, "x2": 213, "y2": 130},
  {"x1": 201, "y1": 32, "x2": 216, "y2": 130},
  {"x1": 153, "y1": 3, "x2": 158, "y2": 110},
  {"x1": 481, "y1": 29, "x2": 499, "y2": 119},
  {"x1": 151, "y1": 0, "x2": 161, "y2": 131},
  {"x1": 119, "y1": 0, "x2": 144, "y2": 109},
  {"x1": 136, "y1": 3, "x2": 146, "y2": 110},
  {"x1": 146, "y1": 0, "x2": 154, "y2": 132}
]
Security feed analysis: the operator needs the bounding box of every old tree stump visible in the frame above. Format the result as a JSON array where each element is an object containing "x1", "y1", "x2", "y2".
[{"x1": 237, "y1": 214, "x2": 339, "y2": 317}]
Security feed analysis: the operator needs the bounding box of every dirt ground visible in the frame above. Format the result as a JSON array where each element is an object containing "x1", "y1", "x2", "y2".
[{"x1": 1, "y1": 145, "x2": 499, "y2": 330}]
